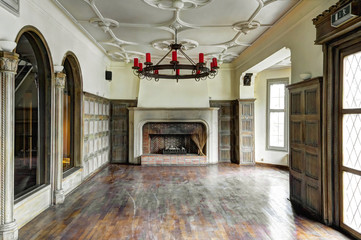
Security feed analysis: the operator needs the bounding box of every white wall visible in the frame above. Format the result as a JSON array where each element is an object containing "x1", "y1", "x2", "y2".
[
  {"x1": 109, "y1": 62, "x2": 236, "y2": 105},
  {"x1": 207, "y1": 64, "x2": 237, "y2": 100},
  {"x1": 254, "y1": 68, "x2": 291, "y2": 166},
  {"x1": 0, "y1": 0, "x2": 111, "y2": 98},
  {"x1": 233, "y1": 0, "x2": 338, "y2": 96},
  {"x1": 109, "y1": 62, "x2": 139, "y2": 100}
]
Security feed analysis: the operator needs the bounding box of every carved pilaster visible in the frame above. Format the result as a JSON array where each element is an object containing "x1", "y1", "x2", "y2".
[
  {"x1": 54, "y1": 72, "x2": 66, "y2": 204},
  {"x1": 0, "y1": 51, "x2": 19, "y2": 240}
]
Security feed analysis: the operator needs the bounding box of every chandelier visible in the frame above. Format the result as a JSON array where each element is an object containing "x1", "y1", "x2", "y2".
[{"x1": 132, "y1": 30, "x2": 219, "y2": 82}]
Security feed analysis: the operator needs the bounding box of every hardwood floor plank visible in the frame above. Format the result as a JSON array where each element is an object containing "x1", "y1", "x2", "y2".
[{"x1": 19, "y1": 164, "x2": 351, "y2": 240}]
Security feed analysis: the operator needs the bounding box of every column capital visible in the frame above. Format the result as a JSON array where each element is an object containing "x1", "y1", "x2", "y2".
[
  {"x1": 55, "y1": 72, "x2": 66, "y2": 89},
  {"x1": 0, "y1": 52, "x2": 19, "y2": 73}
]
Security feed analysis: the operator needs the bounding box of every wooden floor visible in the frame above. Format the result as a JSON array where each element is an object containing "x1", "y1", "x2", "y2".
[{"x1": 19, "y1": 164, "x2": 351, "y2": 240}]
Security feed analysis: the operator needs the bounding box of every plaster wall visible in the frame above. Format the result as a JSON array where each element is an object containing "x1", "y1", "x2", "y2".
[
  {"x1": 233, "y1": 0, "x2": 338, "y2": 97},
  {"x1": 0, "y1": 0, "x2": 111, "y2": 98},
  {"x1": 109, "y1": 62, "x2": 139, "y2": 100},
  {"x1": 109, "y1": 62, "x2": 235, "y2": 104},
  {"x1": 254, "y1": 68, "x2": 291, "y2": 166}
]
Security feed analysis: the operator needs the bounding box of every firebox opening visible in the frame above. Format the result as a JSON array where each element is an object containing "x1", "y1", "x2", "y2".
[
  {"x1": 142, "y1": 122, "x2": 207, "y2": 156},
  {"x1": 150, "y1": 134, "x2": 199, "y2": 155}
]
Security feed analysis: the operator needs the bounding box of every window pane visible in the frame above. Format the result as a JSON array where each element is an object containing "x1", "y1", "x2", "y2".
[
  {"x1": 343, "y1": 114, "x2": 361, "y2": 171},
  {"x1": 343, "y1": 51, "x2": 361, "y2": 109},
  {"x1": 14, "y1": 62, "x2": 40, "y2": 198},
  {"x1": 270, "y1": 83, "x2": 285, "y2": 109},
  {"x1": 63, "y1": 93, "x2": 72, "y2": 172},
  {"x1": 269, "y1": 112, "x2": 285, "y2": 147},
  {"x1": 343, "y1": 171, "x2": 361, "y2": 234},
  {"x1": 63, "y1": 60, "x2": 74, "y2": 173}
]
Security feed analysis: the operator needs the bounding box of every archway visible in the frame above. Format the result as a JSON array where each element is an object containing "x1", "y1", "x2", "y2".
[{"x1": 14, "y1": 26, "x2": 53, "y2": 198}]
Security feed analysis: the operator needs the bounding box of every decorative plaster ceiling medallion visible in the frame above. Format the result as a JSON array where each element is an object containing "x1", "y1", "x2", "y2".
[
  {"x1": 233, "y1": 21, "x2": 260, "y2": 34},
  {"x1": 206, "y1": 52, "x2": 238, "y2": 63},
  {"x1": 143, "y1": 0, "x2": 212, "y2": 11},
  {"x1": 90, "y1": 17, "x2": 119, "y2": 32},
  {"x1": 152, "y1": 39, "x2": 198, "y2": 51}
]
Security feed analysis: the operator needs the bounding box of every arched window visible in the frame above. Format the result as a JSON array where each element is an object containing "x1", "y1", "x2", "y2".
[
  {"x1": 62, "y1": 53, "x2": 83, "y2": 173},
  {"x1": 63, "y1": 59, "x2": 74, "y2": 172},
  {"x1": 14, "y1": 28, "x2": 52, "y2": 198}
]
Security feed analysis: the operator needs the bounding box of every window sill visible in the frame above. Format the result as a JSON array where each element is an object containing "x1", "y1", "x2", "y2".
[{"x1": 63, "y1": 167, "x2": 82, "y2": 179}]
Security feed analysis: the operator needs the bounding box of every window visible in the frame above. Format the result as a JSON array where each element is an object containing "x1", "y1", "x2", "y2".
[
  {"x1": 341, "y1": 50, "x2": 361, "y2": 236},
  {"x1": 63, "y1": 59, "x2": 75, "y2": 172},
  {"x1": 266, "y1": 78, "x2": 288, "y2": 151},
  {"x1": 14, "y1": 30, "x2": 51, "y2": 199}
]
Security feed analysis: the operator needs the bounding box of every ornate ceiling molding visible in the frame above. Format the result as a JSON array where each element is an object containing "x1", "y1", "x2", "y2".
[
  {"x1": 90, "y1": 17, "x2": 119, "y2": 32},
  {"x1": 53, "y1": 0, "x2": 300, "y2": 64},
  {"x1": 142, "y1": 0, "x2": 213, "y2": 11},
  {"x1": 152, "y1": 39, "x2": 199, "y2": 51}
]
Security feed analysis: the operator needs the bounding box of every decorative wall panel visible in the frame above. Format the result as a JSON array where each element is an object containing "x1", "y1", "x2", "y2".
[
  {"x1": 238, "y1": 99, "x2": 255, "y2": 165},
  {"x1": 210, "y1": 101, "x2": 237, "y2": 163},
  {"x1": 83, "y1": 93, "x2": 110, "y2": 177},
  {"x1": 110, "y1": 100, "x2": 137, "y2": 163}
]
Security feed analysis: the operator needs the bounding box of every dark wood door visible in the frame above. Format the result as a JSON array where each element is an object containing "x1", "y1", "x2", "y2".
[
  {"x1": 288, "y1": 77, "x2": 323, "y2": 219},
  {"x1": 110, "y1": 100, "x2": 137, "y2": 163}
]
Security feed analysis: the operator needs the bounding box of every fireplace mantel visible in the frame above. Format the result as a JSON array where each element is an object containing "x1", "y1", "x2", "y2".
[{"x1": 128, "y1": 107, "x2": 219, "y2": 165}]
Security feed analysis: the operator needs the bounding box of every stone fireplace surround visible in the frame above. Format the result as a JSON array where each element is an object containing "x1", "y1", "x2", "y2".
[{"x1": 129, "y1": 108, "x2": 219, "y2": 165}]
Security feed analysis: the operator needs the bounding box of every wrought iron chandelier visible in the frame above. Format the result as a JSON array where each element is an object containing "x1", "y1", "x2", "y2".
[{"x1": 132, "y1": 30, "x2": 219, "y2": 82}]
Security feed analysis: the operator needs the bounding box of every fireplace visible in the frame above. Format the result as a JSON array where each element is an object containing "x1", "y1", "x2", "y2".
[
  {"x1": 128, "y1": 108, "x2": 219, "y2": 165},
  {"x1": 143, "y1": 122, "x2": 206, "y2": 155}
]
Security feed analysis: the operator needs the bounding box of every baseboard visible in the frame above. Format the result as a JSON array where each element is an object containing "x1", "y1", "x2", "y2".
[{"x1": 256, "y1": 162, "x2": 289, "y2": 171}]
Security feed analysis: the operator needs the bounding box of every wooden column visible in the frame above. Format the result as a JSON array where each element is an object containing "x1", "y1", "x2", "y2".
[
  {"x1": 54, "y1": 72, "x2": 66, "y2": 204},
  {"x1": 0, "y1": 51, "x2": 19, "y2": 240}
]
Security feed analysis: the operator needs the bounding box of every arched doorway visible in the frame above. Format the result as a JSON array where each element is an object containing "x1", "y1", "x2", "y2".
[
  {"x1": 14, "y1": 27, "x2": 53, "y2": 198},
  {"x1": 62, "y1": 52, "x2": 83, "y2": 173}
]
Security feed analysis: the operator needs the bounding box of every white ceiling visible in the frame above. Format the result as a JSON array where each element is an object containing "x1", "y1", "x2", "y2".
[{"x1": 53, "y1": 0, "x2": 300, "y2": 64}]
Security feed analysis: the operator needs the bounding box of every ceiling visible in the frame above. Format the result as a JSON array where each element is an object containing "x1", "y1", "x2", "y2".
[{"x1": 53, "y1": 0, "x2": 300, "y2": 64}]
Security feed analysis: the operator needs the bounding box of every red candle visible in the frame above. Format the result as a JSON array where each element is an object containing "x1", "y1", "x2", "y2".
[
  {"x1": 176, "y1": 69, "x2": 180, "y2": 75},
  {"x1": 139, "y1": 63, "x2": 143, "y2": 71},
  {"x1": 172, "y1": 51, "x2": 177, "y2": 61},
  {"x1": 154, "y1": 70, "x2": 159, "y2": 74},
  {"x1": 210, "y1": 62, "x2": 214, "y2": 69},
  {"x1": 212, "y1": 58, "x2": 218, "y2": 67},
  {"x1": 199, "y1": 53, "x2": 204, "y2": 63},
  {"x1": 146, "y1": 53, "x2": 151, "y2": 62},
  {"x1": 134, "y1": 58, "x2": 139, "y2": 67}
]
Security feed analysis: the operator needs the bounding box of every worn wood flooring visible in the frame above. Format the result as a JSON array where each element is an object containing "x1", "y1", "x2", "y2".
[{"x1": 19, "y1": 164, "x2": 350, "y2": 240}]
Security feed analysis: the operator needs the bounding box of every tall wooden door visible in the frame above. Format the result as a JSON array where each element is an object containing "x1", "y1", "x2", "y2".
[
  {"x1": 288, "y1": 77, "x2": 323, "y2": 219},
  {"x1": 110, "y1": 100, "x2": 137, "y2": 163}
]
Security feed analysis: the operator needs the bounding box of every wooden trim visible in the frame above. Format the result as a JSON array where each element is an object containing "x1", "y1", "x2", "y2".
[
  {"x1": 286, "y1": 77, "x2": 323, "y2": 90},
  {"x1": 238, "y1": 98, "x2": 256, "y2": 102},
  {"x1": 256, "y1": 162, "x2": 289, "y2": 171},
  {"x1": 83, "y1": 91, "x2": 110, "y2": 102},
  {"x1": 342, "y1": 166, "x2": 361, "y2": 176},
  {"x1": 313, "y1": 0, "x2": 361, "y2": 44}
]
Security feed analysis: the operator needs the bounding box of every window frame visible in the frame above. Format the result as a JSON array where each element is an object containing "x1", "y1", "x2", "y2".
[{"x1": 266, "y1": 78, "x2": 289, "y2": 152}]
